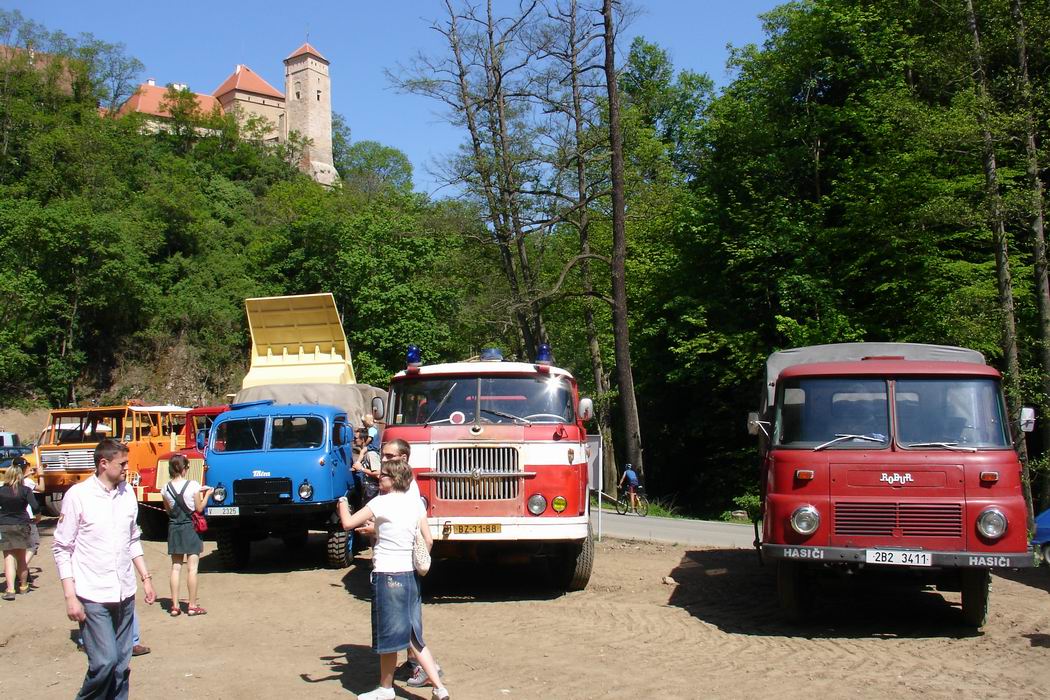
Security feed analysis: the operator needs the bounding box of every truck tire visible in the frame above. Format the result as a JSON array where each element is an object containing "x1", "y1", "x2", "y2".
[
  {"x1": 326, "y1": 529, "x2": 353, "y2": 569},
  {"x1": 776, "y1": 560, "x2": 810, "y2": 622},
  {"x1": 217, "y1": 531, "x2": 250, "y2": 570},
  {"x1": 1042, "y1": 543, "x2": 1050, "y2": 568},
  {"x1": 960, "y1": 568, "x2": 990, "y2": 627},
  {"x1": 550, "y1": 529, "x2": 594, "y2": 591}
]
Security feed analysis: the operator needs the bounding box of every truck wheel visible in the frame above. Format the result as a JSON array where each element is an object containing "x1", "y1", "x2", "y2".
[
  {"x1": 327, "y1": 529, "x2": 353, "y2": 569},
  {"x1": 1042, "y1": 544, "x2": 1050, "y2": 567},
  {"x1": 776, "y1": 560, "x2": 810, "y2": 622},
  {"x1": 550, "y1": 528, "x2": 594, "y2": 591},
  {"x1": 960, "y1": 568, "x2": 990, "y2": 627},
  {"x1": 217, "y1": 532, "x2": 250, "y2": 570}
]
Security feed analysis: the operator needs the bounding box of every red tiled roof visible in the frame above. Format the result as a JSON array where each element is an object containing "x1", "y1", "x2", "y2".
[
  {"x1": 285, "y1": 43, "x2": 328, "y2": 63},
  {"x1": 118, "y1": 83, "x2": 222, "y2": 119},
  {"x1": 213, "y1": 64, "x2": 284, "y2": 100}
]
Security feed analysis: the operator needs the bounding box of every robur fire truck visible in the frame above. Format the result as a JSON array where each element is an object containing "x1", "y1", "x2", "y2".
[
  {"x1": 376, "y1": 345, "x2": 596, "y2": 590},
  {"x1": 749, "y1": 343, "x2": 1036, "y2": 626}
]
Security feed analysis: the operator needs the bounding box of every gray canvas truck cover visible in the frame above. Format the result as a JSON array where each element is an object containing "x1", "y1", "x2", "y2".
[
  {"x1": 762, "y1": 343, "x2": 986, "y2": 412},
  {"x1": 235, "y1": 383, "x2": 388, "y2": 421}
]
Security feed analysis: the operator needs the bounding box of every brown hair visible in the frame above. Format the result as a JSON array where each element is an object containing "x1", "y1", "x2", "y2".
[
  {"x1": 381, "y1": 459, "x2": 412, "y2": 492},
  {"x1": 382, "y1": 438, "x2": 411, "y2": 461},
  {"x1": 94, "y1": 439, "x2": 129, "y2": 471},
  {"x1": 168, "y1": 454, "x2": 190, "y2": 478}
]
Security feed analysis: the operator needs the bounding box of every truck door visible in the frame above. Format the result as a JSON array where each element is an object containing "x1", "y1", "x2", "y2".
[{"x1": 332, "y1": 416, "x2": 352, "y2": 496}]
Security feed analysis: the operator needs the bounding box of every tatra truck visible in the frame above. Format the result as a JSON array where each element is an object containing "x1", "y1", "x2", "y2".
[
  {"x1": 749, "y1": 343, "x2": 1035, "y2": 626},
  {"x1": 375, "y1": 344, "x2": 595, "y2": 590}
]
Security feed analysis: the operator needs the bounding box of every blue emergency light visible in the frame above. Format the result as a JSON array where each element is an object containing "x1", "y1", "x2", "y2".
[
  {"x1": 536, "y1": 343, "x2": 553, "y2": 365},
  {"x1": 480, "y1": 347, "x2": 504, "y2": 362},
  {"x1": 406, "y1": 344, "x2": 422, "y2": 368}
]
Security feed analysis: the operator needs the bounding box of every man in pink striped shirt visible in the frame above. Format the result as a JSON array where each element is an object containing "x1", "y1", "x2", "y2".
[{"x1": 53, "y1": 439, "x2": 156, "y2": 700}]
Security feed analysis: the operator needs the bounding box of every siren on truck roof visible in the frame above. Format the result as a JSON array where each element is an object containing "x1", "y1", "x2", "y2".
[
  {"x1": 535, "y1": 343, "x2": 553, "y2": 366},
  {"x1": 480, "y1": 347, "x2": 503, "y2": 362}
]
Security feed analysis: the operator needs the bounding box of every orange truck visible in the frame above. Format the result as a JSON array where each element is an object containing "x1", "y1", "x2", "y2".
[{"x1": 31, "y1": 403, "x2": 189, "y2": 513}]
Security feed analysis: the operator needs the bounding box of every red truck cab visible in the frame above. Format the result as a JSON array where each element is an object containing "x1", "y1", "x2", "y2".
[{"x1": 750, "y1": 343, "x2": 1034, "y2": 626}]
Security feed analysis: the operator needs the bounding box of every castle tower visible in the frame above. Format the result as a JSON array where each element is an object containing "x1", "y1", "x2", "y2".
[{"x1": 283, "y1": 43, "x2": 337, "y2": 185}]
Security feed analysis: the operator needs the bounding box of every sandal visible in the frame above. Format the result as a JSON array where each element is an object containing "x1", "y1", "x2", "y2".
[
  {"x1": 187, "y1": 606, "x2": 207, "y2": 616},
  {"x1": 170, "y1": 607, "x2": 182, "y2": 617},
  {"x1": 2, "y1": 591, "x2": 14, "y2": 601}
]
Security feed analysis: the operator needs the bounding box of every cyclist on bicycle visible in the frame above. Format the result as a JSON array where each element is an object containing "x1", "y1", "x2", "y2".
[{"x1": 618, "y1": 463, "x2": 641, "y2": 513}]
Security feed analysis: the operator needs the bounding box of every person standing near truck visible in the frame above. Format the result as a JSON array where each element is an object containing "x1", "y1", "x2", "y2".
[
  {"x1": 1, "y1": 462, "x2": 37, "y2": 599},
  {"x1": 53, "y1": 439, "x2": 156, "y2": 699},
  {"x1": 163, "y1": 454, "x2": 212, "y2": 617}
]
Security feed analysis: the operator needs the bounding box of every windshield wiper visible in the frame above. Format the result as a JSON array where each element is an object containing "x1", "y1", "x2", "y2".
[
  {"x1": 904, "y1": 441, "x2": 977, "y2": 452},
  {"x1": 423, "y1": 382, "x2": 458, "y2": 425},
  {"x1": 480, "y1": 408, "x2": 531, "y2": 425},
  {"x1": 813, "y1": 434, "x2": 886, "y2": 451}
]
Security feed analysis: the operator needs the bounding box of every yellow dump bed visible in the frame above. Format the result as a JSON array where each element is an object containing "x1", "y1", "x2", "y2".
[{"x1": 242, "y1": 293, "x2": 356, "y2": 388}]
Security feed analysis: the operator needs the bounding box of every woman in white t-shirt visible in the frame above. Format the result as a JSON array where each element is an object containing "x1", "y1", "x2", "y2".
[
  {"x1": 336, "y1": 459, "x2": 449, "y2": 700},
  {"x1": 162, "y1": 454, "x2": 213, "y2": 617}
]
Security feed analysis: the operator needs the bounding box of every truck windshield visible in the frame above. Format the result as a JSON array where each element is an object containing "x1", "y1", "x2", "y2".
[
  {"x1": 774, "y1": 378, "x2": 890, "y2": 449},
  {"x1": 213, "y1": 418, "x2": 266, "y2": 452},
  {"x1": 895, "y1": 378, "x2": 1009, "y2": 448},
  {"x1": 270, "y1": 416, "x2": 325, "y2": 449},
  {"x1": 390, "y1": 375, "x2": 575, "y2": 425},
  {"x1": 49, "y1": 414, "x2": 119, "y2": 445}
]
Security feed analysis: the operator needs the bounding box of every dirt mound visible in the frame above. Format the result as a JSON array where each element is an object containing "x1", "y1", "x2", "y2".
[{"x1": 0, "y1": 408, "x2": 50, "y2": 443}]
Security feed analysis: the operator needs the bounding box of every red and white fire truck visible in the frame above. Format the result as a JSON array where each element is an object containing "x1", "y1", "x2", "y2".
[
  {"x1": 749, "y1": 342, "x2": 1036, "y2": 626},
  {"x1": 376, "y1": 345, "x2": 595, "y2": 590}
]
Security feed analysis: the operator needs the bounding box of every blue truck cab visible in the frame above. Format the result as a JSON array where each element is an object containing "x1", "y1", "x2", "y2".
[{"x1": 200, "y1": 400, "x2": 357, "y2": 568}]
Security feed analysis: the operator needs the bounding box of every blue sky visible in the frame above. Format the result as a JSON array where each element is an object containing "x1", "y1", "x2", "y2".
[{"x1": 5, "y1": 1, "x2": 778, "y2": 194}]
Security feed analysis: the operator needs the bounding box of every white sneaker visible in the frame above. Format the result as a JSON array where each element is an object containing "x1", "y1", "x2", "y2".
[
  {"x1": 358, "y1": 687, "x2": 396, "y2": 700},
  {"x1": 432, "y1": 688, "x2": 450, "y2": 700}
]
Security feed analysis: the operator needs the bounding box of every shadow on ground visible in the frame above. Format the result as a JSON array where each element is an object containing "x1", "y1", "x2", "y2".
[
  {"x1": 197, "y1": 534, "x2": 337, "y2": 574},
  {"x1": 666, "y1": 548, "x2": 984, "y2": 639},
  {"x1": 339, "y1": 556, "x2": 564, "y2": 605},
  {"x1": 994, "y1": 565, "x2": 1050, "y2": 594},
  {"x1": 299, "y1": 643, "x2": 429, "y2": 699}
]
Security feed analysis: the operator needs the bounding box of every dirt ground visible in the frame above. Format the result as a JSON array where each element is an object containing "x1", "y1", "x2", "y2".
[
  {"x1": 0, "y1": 408, "x2": 50, "y2": 443},
  {"x1": 4, "y1": 521, "x2": 1050, "y2": 699}
]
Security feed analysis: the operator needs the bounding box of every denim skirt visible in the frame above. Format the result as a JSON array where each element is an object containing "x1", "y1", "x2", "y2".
[{"x1": 371, "y1": 570, "x2": 425, "y2": 654}]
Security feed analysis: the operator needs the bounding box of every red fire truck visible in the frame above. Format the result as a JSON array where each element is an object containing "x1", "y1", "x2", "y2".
[
  {"x1": 134, "y1": 405, "x2": 229, "y2": 537},
  {"x1": 749, "y1": 343, "x2": 1035, "y2": 626},
  {"x1": 376, "y1": 345, "x2": 595, "y2": 590}
]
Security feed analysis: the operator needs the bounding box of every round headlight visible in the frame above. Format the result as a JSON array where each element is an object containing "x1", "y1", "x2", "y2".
[
  {"x1": 790, "y1": 505, "x2": 821, "y2": 535},
  {"x1": 298, "y1": 481, "x2": 314, "y2": 500},
  {"x1": 212, "y1": 485, "x2": 227, "y2": 504},
  {"x1": 976, "y1": 508, "x2": 1007, "y2": 539},
  {"x1": 527, "y1": 493, "x2": 547, "y2": 515},
  {"x1": 551, "y1": 496, "x2": 567, "y2": 513}
]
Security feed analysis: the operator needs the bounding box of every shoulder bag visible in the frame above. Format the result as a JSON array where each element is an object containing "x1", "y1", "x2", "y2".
[{"x1": 412, "y1": 525, "x2": 431, "y2": 576}]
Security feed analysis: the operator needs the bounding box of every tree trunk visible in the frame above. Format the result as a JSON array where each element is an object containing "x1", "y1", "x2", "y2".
[
  {"x1": 965, "y1": 0, "x2": 1033, "y2": 528},
  {"x1": 603, "y1": 0, "x2": 644, "y2": 475},
  {"x1": 1011, "y1": 0, "x2": 1050, "y2": 510}
]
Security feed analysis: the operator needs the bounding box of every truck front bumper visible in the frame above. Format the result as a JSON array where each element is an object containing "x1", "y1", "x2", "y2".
[
  {"x1": 429, "y1": 515, "x2": 589, "y2": 542},
  {"x1": 205, "y1": 501, "x2": 337, "y2": 525},
  {"x1": 762, "y1": 543, "x2": 1034, "y2": 568}
]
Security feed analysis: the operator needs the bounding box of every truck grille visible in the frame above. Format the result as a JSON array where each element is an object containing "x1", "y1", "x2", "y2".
[
  {"x1": 234, "y1": 477, "x2": 292, "y2": 505},
  {"x1": 40, "y1": 449, "x2": 94, "y2": 471},
  {"x1": 834, "y1": 502, "x2": 963, "y2": 538},
  {"x1": 156, "y1": 458, "x2": 205, "y2": 493},
  {"x1": 434, "y1": 447, "x2": 521, "y2": 500}
]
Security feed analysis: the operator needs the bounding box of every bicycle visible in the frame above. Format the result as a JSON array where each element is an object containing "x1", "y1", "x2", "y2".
[{"x1": 614, "y1": 488, "x2": 649, "y2": 517}]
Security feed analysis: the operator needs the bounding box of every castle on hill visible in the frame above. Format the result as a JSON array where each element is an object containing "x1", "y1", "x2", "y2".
[{"x1": 119, "y1": 43, "x2": 337, "y2": 185}]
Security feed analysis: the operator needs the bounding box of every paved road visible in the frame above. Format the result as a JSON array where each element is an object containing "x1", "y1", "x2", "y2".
[{"x1": 590, "y1": 508, "x2": 757, "y2": 548}]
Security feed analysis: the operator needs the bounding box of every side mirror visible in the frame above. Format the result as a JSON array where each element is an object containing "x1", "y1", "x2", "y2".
[
  {"x1": 336, "y1": 425, "x2": 350, "y2": 445},
  {"x1": 747, "y1": 412, "x2": 770, "y2": 437},
  {"x1": 1020, "y1": 406, "x2": 1036, "y2": 433},
  {"x1": 578, "y1": 398, "x2": 594, "y2": 422},
  {"x1": 371, "y1": 396, "x2": 385, "y2": 421},
  {"x1": 195, "y1": 429, "x2": 207, "y2": 452}
]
